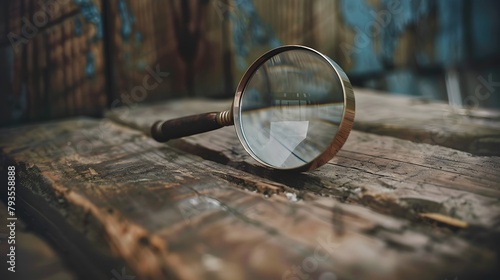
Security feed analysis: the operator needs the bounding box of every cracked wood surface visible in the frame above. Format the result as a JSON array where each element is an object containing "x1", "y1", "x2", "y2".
[
  {"x1": 108, "y1": 97, "x2": 500, "y2": 228},
  {"x1": 1, "y1": 91, "x2": 500, "y2": 280}
]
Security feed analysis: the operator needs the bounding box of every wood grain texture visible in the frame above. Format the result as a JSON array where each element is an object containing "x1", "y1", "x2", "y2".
[
  {"x1": 354, "y1": 88, "x2": 500, "y2": 156},
  {"x1": 2, "y1": 117, "x2": 497, "y2": 279},
  {"x1": 0, "y1": 118, "x2": 497, "y2": 279},
  {"x1": 107, "y1": 96, "x2": 500, "y2": 229},
  {"x1": 108, "y1": 87, "x2": 500, "y2": 156},
  {"x1": 108, "y1": 88, "x2": 500, "y2": 156},
  {"x1": 0, "y1": 0, "x2": 107, "y2": 126},
  {"x1": 107, "y1": 0, "x2": 231, "y2": 100},
  {"x1": 0, "y1": 94, "x2": 499, "y2": 279}
]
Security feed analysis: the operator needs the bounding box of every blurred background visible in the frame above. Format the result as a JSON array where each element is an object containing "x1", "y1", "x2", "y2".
[{"x1": 1, "y1": 0, "x2": 499, "y2": 126}]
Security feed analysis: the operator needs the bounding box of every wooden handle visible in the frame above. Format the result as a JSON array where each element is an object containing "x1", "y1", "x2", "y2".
[{"x1": 151, "y1": 111, "x2": 232, "y2": 142}]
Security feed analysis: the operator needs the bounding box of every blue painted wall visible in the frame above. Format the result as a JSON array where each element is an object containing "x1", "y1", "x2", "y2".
[{"x1": 337, "y1": 0, "x2": 500, "y2": 107}]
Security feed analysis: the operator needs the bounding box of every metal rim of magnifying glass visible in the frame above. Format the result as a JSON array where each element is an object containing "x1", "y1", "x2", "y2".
[{"x1": 232, "y1": 45, "x2": 355, "y2": 172}]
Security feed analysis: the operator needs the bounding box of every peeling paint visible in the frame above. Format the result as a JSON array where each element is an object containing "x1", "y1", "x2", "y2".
[
  {"x1": 73, "y1": 0, "x2": 103, "y2": 40},
  {"x1": 118, "y1": 0, "x2": 134, "y2": 41},
  {"x1": 85, "y1": 52, "x2": 95, "y2": 77},
  {"x1": 381, "y1": 0, "x2": 430, "y2": 63},
  {"x1": 229, "y1": 0, "x2": 281, "y2": 70},
  {"x1": 72, "y1": 0, "x2": 103, "y2": 78},
  {"x1": 339, "y1": 0, "x2": 431, "y2": 73},
  {"x1": 74, "y1": 18, "x2": 83, "y2": 36}
]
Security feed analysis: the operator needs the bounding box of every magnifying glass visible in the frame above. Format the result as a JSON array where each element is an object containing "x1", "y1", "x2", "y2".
[{"x1": 151, "y1": 45, "x2": 355, "y2": 172}]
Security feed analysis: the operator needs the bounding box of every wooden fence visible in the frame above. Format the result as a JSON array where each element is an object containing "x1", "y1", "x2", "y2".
[{"x1": 1, "y1": 0, "x2": 499, "y2": 126}]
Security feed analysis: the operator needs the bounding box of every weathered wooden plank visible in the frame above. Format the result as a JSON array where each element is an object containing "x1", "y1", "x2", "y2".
[
  {"x1": 109, "y1": 86, "x2": 500, "y2": 157},
  {"x1": 107, "y1": 96, "x2": 500, "y2": 230},
  {"x1": 354, "y1": 88, "x2": 500, "y2": 156},
  {"x1": 1, "y1": 117, "x2": 499, "y2": 279}
]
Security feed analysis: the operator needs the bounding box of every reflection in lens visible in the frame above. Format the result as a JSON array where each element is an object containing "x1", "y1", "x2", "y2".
[{"x1": 238, "y1": 49, "x2": 345, "y2": 169}]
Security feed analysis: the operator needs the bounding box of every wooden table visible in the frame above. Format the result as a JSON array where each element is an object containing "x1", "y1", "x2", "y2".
[{"x1": 1, "y1": 88, "x2": 499, "y2": 280}]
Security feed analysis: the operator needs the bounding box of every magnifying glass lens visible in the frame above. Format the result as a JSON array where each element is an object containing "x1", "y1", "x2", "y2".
[
  {"x1": 151, "y1": 45, "x2": 354, "y2": 172},
  {"x1": 235, "y1": 49, "x2": 348, "y2": 170}
]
